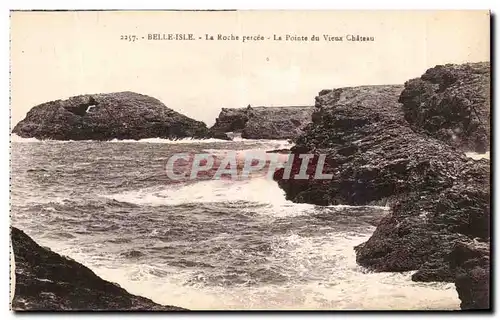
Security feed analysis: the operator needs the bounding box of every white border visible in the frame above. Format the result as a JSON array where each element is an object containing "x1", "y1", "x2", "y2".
[
  {"x1": 2, "y1": 0, "x2": 498, "y2": 10},
  {"x1": 1, "y1": 1, "x2": 497, "y2": 319}
]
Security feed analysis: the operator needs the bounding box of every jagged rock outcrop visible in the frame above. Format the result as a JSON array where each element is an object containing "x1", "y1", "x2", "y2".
[
  {"x1": 272, "y1": 78, "x2": 490, "y2": 309},
  {"x1": 12, "y1": 92, "x2": 209, "y2": 140},
  {"x1": 448, "y1": 241, "x2": 490, "y2": 310},
  {"x1": 355, "y1": 160, "x2": 489, "y2": 282},
  {"x1": 209, "y1": 105, "x2": 314, "y2": 140},
  {"x1": 10, "y1": 227, "x2": 186, "y2": 311},
  {"x1": 274, "y1": 85, "x2": 408, "y2": 206},
  {"x1": 208, "y1": 106, "x2": 253, "y2": 140},
  {"x1": 399, "y1": 62, "x2": 490, "y2": 152}
]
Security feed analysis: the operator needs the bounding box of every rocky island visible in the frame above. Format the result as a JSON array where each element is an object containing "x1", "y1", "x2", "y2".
[
  {"x1": 12, "y1": 91, "x2": 209, "y2": 141},
  {"x1": 13, "y1": 93, "x2": 316, "y2": 142},
  {"x1": 273, "y1": 62, "x2": 490, "y2": 310},
  {"x1": 10, "y1": 227, "x2": 186, "y2": 311},
  {"x1": 208, "y1": 105, "x2": 314, "y2": 140}
]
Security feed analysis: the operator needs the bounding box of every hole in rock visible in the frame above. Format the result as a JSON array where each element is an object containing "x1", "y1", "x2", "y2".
[{"x1": 65, "y1": 97, "x2": 98, "y2": 116}]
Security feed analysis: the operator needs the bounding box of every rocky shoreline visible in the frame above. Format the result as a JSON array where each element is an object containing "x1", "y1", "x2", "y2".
[
  {"x1": 273, "y1": 62, "x2": 490, "y2": 310},
  {"x1": 10, "y1": 227, "x2": 186, "y2": 311},
  {"x1": 11, "y1": 62, "x2": 490, "y2": 310}
]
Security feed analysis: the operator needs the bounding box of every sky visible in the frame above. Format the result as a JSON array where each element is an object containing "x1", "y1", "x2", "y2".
[{"x1": 10, "y1": 10, "x2": 490, "y2": 127}]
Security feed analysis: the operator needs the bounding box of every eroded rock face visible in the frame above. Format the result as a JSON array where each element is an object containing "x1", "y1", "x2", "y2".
[
  {"x1": 448, "y1": 241, "x2": 490, "y2": 310},
  {"x1": 274, "y1": 85, "x2": 410, "y2": 206},
  {"x1": 10, "y1": 227, "x2": 186, "y2": 311},
  {"x1": 272, "y1": 80, "x2": 490, "y2": 308},
  {"x1": 355, "y1": 161, "x2": 489, "y2": 282},
  {"x1": 12, "y1": 92, "x2": 209, "y2": 140},
  {"x1": 399, "y1": 62, "x2": 490, "y2": 152},
  {"x1": 209, "y1": 105, "x2": 314, "y2": 140}
]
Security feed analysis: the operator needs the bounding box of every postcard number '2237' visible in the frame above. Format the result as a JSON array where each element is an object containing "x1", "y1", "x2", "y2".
[{"x1": 120, "y1": 35, "x2": 138, "y2": 42}]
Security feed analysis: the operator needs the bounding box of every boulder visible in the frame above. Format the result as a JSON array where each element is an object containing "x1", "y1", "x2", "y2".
[
  {"x1": 448, "y1": 241, "x2": 490, "y2": 310},
  {"x1": 12, "y1": 92, "x2": 209, "y2": 140},
  {"x1": 399, "y1": 62, "x2": 490, "y2": 152},
  {"x1": 10, "y1": 227, "x2": 186, "y2": 311}
]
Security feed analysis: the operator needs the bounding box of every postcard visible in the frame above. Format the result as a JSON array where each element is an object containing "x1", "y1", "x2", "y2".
[{"x1": 10, "y1": 10, "x2": 490, "y2": 311}]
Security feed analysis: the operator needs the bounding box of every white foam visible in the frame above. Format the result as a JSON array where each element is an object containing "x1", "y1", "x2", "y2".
[
  {"x1": 104, "y1": 177, "x2": 315, "y2": 217},
  {"x1": 465, "y1": 151, "x2": 490, "y2": 160},
  {"x1": 33, "y1": 178, "x2": 457, "y2": 311},
  {"x1": 49, "y1": 232, "x2": 459, "y2": 310},
  {"x1": 14, "y1": 135, "x2": 456, "y2": 310},
  {"x1": 266, "y1": 233, "x2": 459, "y2": 310},
  {"x1": 10, "y1": 134, "x2": 231, "y2": 144},
  {"x1": 10, "y1": 133, "x2": 294, "y2": 149}
]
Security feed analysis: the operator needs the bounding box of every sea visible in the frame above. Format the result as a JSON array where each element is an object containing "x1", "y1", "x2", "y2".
[{"x1": 10, "y1": 135, "x2": 460, "y2": 310}]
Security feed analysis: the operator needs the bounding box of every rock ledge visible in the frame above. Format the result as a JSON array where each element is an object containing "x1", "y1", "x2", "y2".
[{"x1": 11, "y1": 227, "x2": 186, "y2": 311}]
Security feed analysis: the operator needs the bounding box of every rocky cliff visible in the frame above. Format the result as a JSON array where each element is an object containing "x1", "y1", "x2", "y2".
[
  {"x1": 10, "y1": 227, "x2": 186, "y2": 311},
  {"x1": 209, "y1": 105, "x2": 314, "y2": 140},
  {"x1": 399, "y1": 62, "x2": 490, "y2": 152},
  {"x1": 448, "y1": 241, "x2": 490, "y2": 310},
  {"x1": 12, "y1": 92, "x2": 209, "y2": 140},
  {"x1": 272, "y1": 65, "x2": 490, "y2": 310}
]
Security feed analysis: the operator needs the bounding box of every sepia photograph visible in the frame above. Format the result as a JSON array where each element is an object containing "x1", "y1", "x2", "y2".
[{"x1": 9, "y1": 10, "x2": 490, "y2": 311}]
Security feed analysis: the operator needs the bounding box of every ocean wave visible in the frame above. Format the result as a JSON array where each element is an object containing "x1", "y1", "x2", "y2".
[
  {"x1": 26, "y1": 168, "x2": 49, "y2": 173},
  {"x1": 10, "y1": 133, "x2": 293, "y2": 148},
  {"x1": 12, "y1": 137, "x2": 458, "y2": 311},
  {"x1": 104, "y1": 176, "x2": 388, "y2": 210},
  {"x1": 52, "y1": 231, "x2": 458, "y2": 310},
  {"x1": 103, "y1": 177, "x2": 314, "y2": 214},
  {"x1": 102, "y1": 177, "x2": 390, "y2": 220},
  {"x1": 10, "y1": 134, "x2": 230, "y2": 144},
  {"x1": 13, "y1": 195, "x2": 139, "y2": 208}
]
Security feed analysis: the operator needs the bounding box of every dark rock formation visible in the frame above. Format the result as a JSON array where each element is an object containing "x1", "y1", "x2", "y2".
[
  {"x1": 448, "y1": 241, "x2": 490, "y2": 310},
  {"x1": 209, "y1": 105, "x2": 314, "y2": 140},
  {"x1": 272, "y1": 78, "x2": 490, "y2": 309},
  {"x1": 12, "y1": 92, "x2": 209, "y2": 140},
  {"x1": 399, "y1": 62, "x2": 490, "y2": 152},
  {"x1": 11, "y1": 227, "x2": 186, "y2": 311},
  {"x1": 274, "y1": 85, "x2": 408, "y2": 206},
  {"x1": 355, "y1": 160, "x2": 489, "y2": 282},
  {"x1": 208, "y1": 106, "x2": 253, "y2": 140}
]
